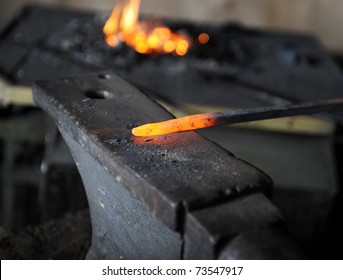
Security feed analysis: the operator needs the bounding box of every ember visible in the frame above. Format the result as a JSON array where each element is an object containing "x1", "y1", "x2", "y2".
[
  {"x1": 103, "y1": 0, "x2": 192, "y2": 56},
  {"x1": 198, "y1": 32, "x2": 210, "y2": 44}
]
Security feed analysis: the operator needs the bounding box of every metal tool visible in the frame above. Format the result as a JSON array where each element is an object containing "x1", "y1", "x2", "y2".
[{"x1": 132, "y1": 98, "x2": 343, "y2": 136}]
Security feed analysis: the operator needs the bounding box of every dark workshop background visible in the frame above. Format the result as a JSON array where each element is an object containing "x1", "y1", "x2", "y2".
[
  {"x1": 0, "y1": 0, "x2": 343, "y2": 260},
  {"x1": 1, "y1": 0, "x2": 343, "y2": 54}
]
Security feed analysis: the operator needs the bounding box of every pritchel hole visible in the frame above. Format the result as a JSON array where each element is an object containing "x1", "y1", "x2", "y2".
[
  {"x1": 306, "y1": 55, "x2": 321, "y2": 66},
  {"x1": 295, "y1": 54, "x2": 321, "y2": 67},
  {"x1": 85, "y1": 90, "x2": 114, "y2": 99},
  {"x1": 98, "y1": 74, "x2": 112, "y2": 79}
]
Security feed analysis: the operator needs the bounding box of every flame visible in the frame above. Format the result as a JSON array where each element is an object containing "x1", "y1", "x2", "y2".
[
  {"x1": 132, "y1": 113, "x2": 219, "y2": 137},
  {"x1": 103, "y1": 0, "x2": 191, "y2": 56}
]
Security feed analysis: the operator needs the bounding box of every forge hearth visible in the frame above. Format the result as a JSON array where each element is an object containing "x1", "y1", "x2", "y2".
[{"x1": 1, "y1": 5, "x2": 343, "y2": 110}]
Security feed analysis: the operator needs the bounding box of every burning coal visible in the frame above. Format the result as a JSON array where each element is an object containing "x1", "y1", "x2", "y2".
[{"x1": 103, "y1": 0, "x2": 194, "y2": 56}]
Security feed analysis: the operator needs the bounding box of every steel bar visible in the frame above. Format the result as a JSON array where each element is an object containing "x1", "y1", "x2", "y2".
[{"x1": 133, "y1": 98, "x2": 343, "y2": 136}]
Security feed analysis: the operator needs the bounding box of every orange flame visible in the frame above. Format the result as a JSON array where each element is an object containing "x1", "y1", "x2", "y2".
[
  {"x1": 103, "y1": 0, "x2": 191, "y2": 56},
  {"x1": 132, "y1": 113, "x2": 219, "y2": 137}
]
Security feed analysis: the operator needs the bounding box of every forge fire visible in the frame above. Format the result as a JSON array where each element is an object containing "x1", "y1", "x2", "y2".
[{"x1": 103, "y1": 0, "x2": 195, "y2": 56}]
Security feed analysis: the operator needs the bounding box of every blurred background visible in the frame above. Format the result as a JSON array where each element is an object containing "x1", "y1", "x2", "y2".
[{"x1": 1, "y1": 0, "x2": 343, "y2": 54}]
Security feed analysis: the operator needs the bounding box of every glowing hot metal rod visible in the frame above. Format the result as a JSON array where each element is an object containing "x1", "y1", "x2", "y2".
[{"x1": 132, "y1": 98, "x2": 343, "y2": 137}]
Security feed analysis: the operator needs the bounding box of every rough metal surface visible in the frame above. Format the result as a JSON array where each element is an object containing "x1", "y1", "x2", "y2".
[
  {"x1": 61, "y1": 130, "x2": 182, "y2": 259},
  {"x1": 184, "y1": 193, "x2": 286, "y2": 259},
  {"x1": 32, "y1": 72, "x2": 304, "y2": 259},
  {"x1": 218, "y1": 227, "x2": 305, "y2": 260},
  {"x1": 199, "y1": 127, "x2": 337, "y2": 252},
  {"x1": 33, "y1": 72, "x2": 272, "y2": 231}
]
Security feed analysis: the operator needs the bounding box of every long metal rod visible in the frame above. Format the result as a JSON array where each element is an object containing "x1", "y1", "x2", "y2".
[
  {"x1": 213, "y1": 97, "x2": 343, "y2": 125},
  {"x1": 132, "y1": 98, "x2": 343, "y2": 136}
]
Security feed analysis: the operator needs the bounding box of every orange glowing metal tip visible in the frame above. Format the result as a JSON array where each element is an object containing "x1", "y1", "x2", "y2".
[
  {"x1": 132, "y1": 98, "x2": 343, "y2": 137},
  {"x1": 132, "y1": 113, "x2": 219, "y2": 137}
]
